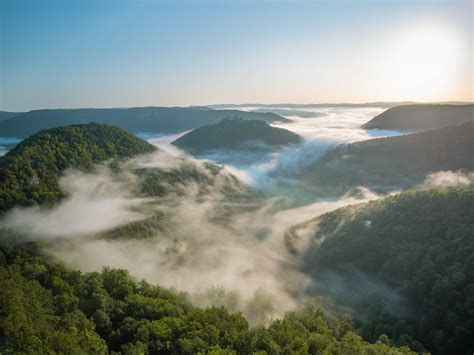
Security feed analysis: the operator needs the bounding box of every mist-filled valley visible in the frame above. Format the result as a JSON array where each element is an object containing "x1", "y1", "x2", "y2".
[
  {"x1": 3, "y1": 0, "x2": 474, "y2": 352},
  {"x1": 0, "y1": 102, "x2": 473, "y2": 354}
]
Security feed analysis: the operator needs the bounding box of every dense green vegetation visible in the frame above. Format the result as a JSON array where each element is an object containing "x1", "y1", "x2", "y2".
[
  {"x1": 0, "y1": 123, "x2": 156, "y2": 213},
  {"x1": 172, "y1": 118, "x2": 302, "y2": 154},
  {"x1": 0, "y1": 239, "x2": 416, "y2": 354},
  {"x1": 298, "y1": 189, "x2": 474, "y2": 354},
  {"x1": 362, "y1": 104, "x2": 473, "y2": 131},
  {"x1": 301, "y1": 122, "x2": 474, "y2": 195},
  {"x1": 0, "y1": 107, "x2": 288, "y2": 138}
]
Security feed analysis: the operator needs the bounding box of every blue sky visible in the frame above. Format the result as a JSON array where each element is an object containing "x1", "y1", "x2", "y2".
[{"x1": 1, "y1": 0, "x2": 472, "y2": 111}]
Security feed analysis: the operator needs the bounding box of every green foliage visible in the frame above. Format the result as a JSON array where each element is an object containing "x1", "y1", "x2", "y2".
[
  {"x1": 307, "y1": 188, "x2": 474, "y2": 354},
  {"x1": 0, "y1": 262, "x2": 107, "y2": 354},
  {"x1": 0, "y1": 240, "x2": 414, "y2": 354},
  {"x1": 0, "y1": 123, "x2": 156, "y2": 213}
]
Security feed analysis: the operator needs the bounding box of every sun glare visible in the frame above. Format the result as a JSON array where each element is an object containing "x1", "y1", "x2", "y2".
[{"x1": 381, "y1": 25, "x2": 464, "y2": 101}]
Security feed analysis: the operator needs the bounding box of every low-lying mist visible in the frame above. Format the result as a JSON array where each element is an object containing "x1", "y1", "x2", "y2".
[
  {"x1": 1, "y1": 146, "x2": 384, "y2": 324},
  {"x1": 421, "y1": 170, "x2": 474, "y2": 189},
  {"x1": 3, "y1": 105, "x2": 468, "y2": 327},
  {"x1": 4, "y1": 168, "x2": 146, "y2": 238},
  {"x1": 174, "y1": 106, "x2": 403, "y2": 200}
]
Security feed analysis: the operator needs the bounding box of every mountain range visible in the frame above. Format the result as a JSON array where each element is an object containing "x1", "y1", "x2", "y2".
[{"x1": 0, "y1": 107, "x2": 288, "y2": 138}]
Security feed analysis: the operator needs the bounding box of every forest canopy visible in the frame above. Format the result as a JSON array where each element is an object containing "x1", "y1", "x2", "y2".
[
  {"x1": 299, "y1": 189, "x2": 474, "y2": 354},
  {"x1": 0, "y1": 239, "x2": 417, "y2": 354},
  {"x1": 0, "y1": 123, "x2": 156, "y2": 213}
]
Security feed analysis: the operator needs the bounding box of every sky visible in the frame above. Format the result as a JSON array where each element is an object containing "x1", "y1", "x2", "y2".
[{"x1": 0, "y1": 0, "x2": 472, "y2": 111}]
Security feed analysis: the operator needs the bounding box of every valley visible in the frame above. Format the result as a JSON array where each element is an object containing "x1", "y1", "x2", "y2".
[{"x1": 0, "y1": 103, "x2": 472, "y2": 353}]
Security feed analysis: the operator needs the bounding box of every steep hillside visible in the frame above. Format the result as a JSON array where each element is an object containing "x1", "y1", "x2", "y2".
[
  {"x1": 301, "y1": 122, "x2": 474, "y2": 195},
  {"x1": 288, "y1": 189, "x2": 474, "y2": 354},
  {"x1": 172, "y1": 118, "x2": 302, "y2": 154},
  {"x1": 363, "y1": 104, "x2": 473, "y2": 132},
  {"x1": 0, "y1": 107, "x2": 288, "y2": 138},
  {"x1": 0, "y1": 123, "x2": 156, "y2": 212}
]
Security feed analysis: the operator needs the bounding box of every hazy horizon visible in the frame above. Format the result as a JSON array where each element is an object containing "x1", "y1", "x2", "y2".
[{"x1": 1, "y1": 99, "x2": 473, "y2": 113}]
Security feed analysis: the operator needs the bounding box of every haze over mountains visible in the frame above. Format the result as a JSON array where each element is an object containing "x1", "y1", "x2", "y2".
[
  {"x1": 0, "y1": 102, "x2": 473, "y2": 354},
  {"x1": 0, "y1": 106, "x2": 287, "y2": 138}
]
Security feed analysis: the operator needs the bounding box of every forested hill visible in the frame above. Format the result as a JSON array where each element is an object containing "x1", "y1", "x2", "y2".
[
  {"x1": 301, "y1": 122, "x2": 474, "y2": 195},
  {"x1": 0, "y1": 240, "x2": 416, "y2": 354},
  {"x1": 363, "y1": 104, "x2": 473, "y2": 132},
  {"x1": 0, "y1": 107, "x2": 287, "y2": 138},
  {"x1": 172, "y1": 118, "x2": 302, "y2": 154},
  {"x1": 0, "y1": 123, "x2": 156, "y2": 213},
  {"x1": 289, "y1": 188, "x2": 474, "y2": 354}
]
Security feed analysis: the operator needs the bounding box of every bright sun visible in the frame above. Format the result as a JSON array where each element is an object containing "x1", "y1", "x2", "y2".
[{"x1": 381, "y1": 25, "x2": 464, "y2": 101}]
